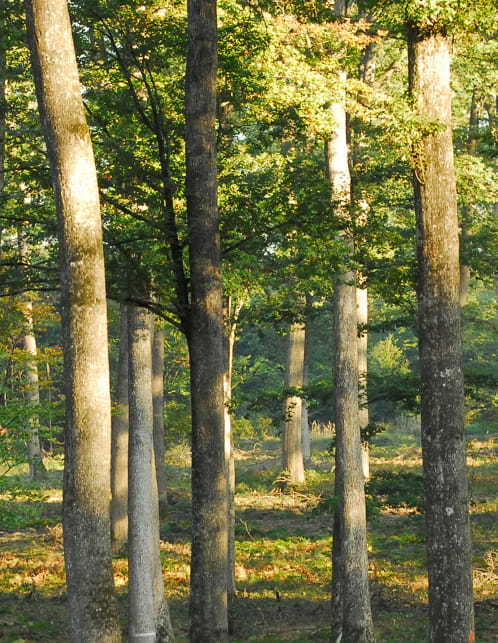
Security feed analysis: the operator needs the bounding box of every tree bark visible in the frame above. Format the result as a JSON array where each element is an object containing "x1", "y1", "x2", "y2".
[
  {"x1": 127, "y1": 305, "x2": 174, "y2": 643},
  {"x1": 357, "y1": 284, "x2": 370, "y2": 480},
  {"x1": 282, "y1": 321, "x2": 305, "y2": 484},
  {"x1": 152, "y1": 321, "x2": 168, "y2": 520},
  {"x1": 24, "y1": 1, "x2": 120, "y2": 640},
  {"x1": 185, "y1": 0, "x2": 229, "y2": 639},
  {"x1": 407, "y1": 26, "x2": 474, "y2": 643},
  {"x1": 111, "y1": 303, "x2": 129, "y2": 553},
  {"x1": 223, "y1": 295, "x2": 243, "y2": 616},
  {"x1": 326, "y1": 60, "x2": 374, "y2": 642},
  {"x1": 18, "y1": 225, "x2": 45, "y2": 480}
]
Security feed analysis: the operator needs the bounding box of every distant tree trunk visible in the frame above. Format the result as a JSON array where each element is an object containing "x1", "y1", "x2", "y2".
[
  {"x1": 407, "y1": 25, "x2": 474, "y2": 643},
  {"x1": 357, "y1": 284, "x2": 369, "y2": 480},
  {"x1": 0, "y1": 34, "x2": 5, "y2": 250},
  {"x1": 223, "y1": 295, "x2": 244, "y2": 615},
  {"x1": 301, "y1": 318, "x2": 311, "y2": 464},
  {"x1": 152, "y1": 321, "x2": 168, "y2": 519},
  {"x1": 25, "y1": 1, "x2": 120, "y2": 640},
  {"x1": 460, "y1": 88, "x2": 479, "y2": 307},
  {"x1": 127, "y1": 305, "x2": 174, "y2": 643},
  {"x1": 356, "y1": 41, "x2": 376, "y2": 481},
  {"x1": 111, "y1": 303, "x2": 129, "y2": 553},
  {"x1": 20, "y1": 298, "x2": 44, "y2": 480},
  {"x1": 326, "y1": 50, "x2": 374, "y2": 640},
  {"x1": 282, "y1": 320, "x2": 305, "y2": 484},
  {"x1": 185, "y1": 0, "x2": 229, "y2": 639},
  {"x1": 18, "y1": 224, "x2": 45, "y2": 480}
]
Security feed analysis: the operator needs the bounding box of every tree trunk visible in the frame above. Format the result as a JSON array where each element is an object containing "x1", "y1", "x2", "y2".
[
  {"x1": 326, "y1": 60, "x2": 374, "y2": 641},
  {"x1": 282, "y1": 321, "x2": 305, "y2": 484},
  {"x1": 223, "y1": 295, "x2": 243, "y2": 616},
  {"x1": 356, "y1": 41, "x2": 376, "y2": 482},
  {"x1": 460, "y1": 88, "x2": 480, "y2": 307},
  {"x1": 20, "y1": 298, "x2": 44, "y2": 480},
  {"x1": 152, "y1": 321, "x2": 168, "y2": 520},
  {"x1": 111, "y1": 303, "x2": 129, "y2": 553},
  {"x1": 18, "y1": 225, "x2": 45, "y2": 480},
  {"x1": 301, "y1": 317, "x2": 311, "y2": 464},
  {"x1": 407, "y1": 26, "x2": 474, "y2": 643},
  {"x1": 185, "y1": 0, "x2": 229, "y2": 639},
  {"x1": 24, "y1": 1, "x2": 120, "y2": 640},
  {"x1": 127, "y1": 305, "x2": 174, "y2": 643},
  {"x1": 357, "y1": 285, "x2": 370, "y2": 480}
]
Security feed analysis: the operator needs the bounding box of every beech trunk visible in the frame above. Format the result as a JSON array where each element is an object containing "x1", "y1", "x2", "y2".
[
  {"x1": 127, "y1": 305, "x2": 174, "y2": 643},
  {"x1": 408, "y1": 26, "x2": 474, "y2": 643},
  {"x1": 185, "y1": 0, "x2": 229, "y2": 639},
  {"x1": 25, "y1": 1, "x2": 120, "y2": 639}
]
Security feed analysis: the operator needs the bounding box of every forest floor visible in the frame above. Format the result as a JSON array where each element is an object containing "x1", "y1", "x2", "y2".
[{"x1": 0, "y1": 426, "x2": 497, "y2": 642}]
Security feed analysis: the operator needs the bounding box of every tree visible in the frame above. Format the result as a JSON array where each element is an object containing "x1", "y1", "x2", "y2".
[
  {"x1": 327, "y1": 4, "x2": 374, "y2": 641},
  {"x1": 185, "y1": 0, "x2": 229, "y2": 639},
  {"x1": 24, "y1": 1, "x2": 120, "y2": 640},
  {"x1": 407, "y1": 15, "x2": 474, "y2": 642},
  {"x1": 111, "y1": 302, "x2": 129, "y2": 553},
  {"x1": 282, "y1": 318, "x2": 306, "y2": 484},
  {"x1": 127, "y1": 304, "x2": 174, "y2": 643},
  {"x1": 152, "y1": 319, "x2": 169, "y2": 519}
]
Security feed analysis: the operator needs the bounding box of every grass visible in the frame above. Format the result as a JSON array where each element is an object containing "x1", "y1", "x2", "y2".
[{"x1": 0, "y1": 427, "x2": 497, "y2": 641}]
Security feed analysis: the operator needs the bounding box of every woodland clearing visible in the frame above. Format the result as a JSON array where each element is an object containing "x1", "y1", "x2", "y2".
[{"x1": 0, "y1": 427, "x2": 497, "y2": 642}]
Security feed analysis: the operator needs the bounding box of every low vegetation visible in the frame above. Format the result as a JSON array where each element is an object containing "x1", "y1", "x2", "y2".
[{"x1": 0, "y1": 426, "x2": 497, "y2": 642}]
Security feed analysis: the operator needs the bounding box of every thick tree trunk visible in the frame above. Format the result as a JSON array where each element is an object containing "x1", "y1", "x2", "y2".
[
  {"x1": 408, "y1": 27, "x2": 474, "y2": 643},
  {"x1": 127, "y1": 305, "x2": 174, "y2": 643},
  {"x1": 111, "y1": 303, "x2": 129, "y2": 553},
  {"x1": 25, "y1": 2, "x2": 120, "y2": 640},
  {"x1": 152, "y1": 321, "x2": 168, "y2": 519},
  {"x1": 185, "y1": 0, "x2": 229, "y2": 639},
  {"x1": 282, "y1": 321, "x2": 305, "y2": 484},
  {"x1": 326, "y1": 62, "x2": 374, "y2": 642}
]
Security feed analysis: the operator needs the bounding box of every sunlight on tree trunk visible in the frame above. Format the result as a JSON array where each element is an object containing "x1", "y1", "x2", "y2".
[
  {"x1": 25, "y1": 1, "x2": 120, "y2": 639},
  {"x1": 128, "y1": 305, "x2": 174, "y2": 643},
  {"x1": 111, "y1": 303, "x2": 129, "y2": 553},
  {"x1": 282, "y1": 321, "x2": 305, "y2": 484},
  {"x1": 408, "y1": 25, "x2": 474, "y2": 643}
]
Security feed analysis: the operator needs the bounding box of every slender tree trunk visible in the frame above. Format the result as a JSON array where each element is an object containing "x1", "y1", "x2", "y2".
[
  {"x1": 407, "y1": 26, "x2": 474, "y2": 643},
  {"x1": 0, "y1": 32, "x2": 5, "y2": 250},
  {"x1": 357, "y1": 285, "x2": 369, "y2": 480},
  {"x1": 127, "y1": 305, "x2": 174, "y2": 643},
  {"x1": 223, "y1": 295, "x2": 243, "y2": 615},
  {"x1": 460, "y1": 89, "x2": 480, "y2": 307},
  {"x1": 326, "y1": 57, "x2": 374, "y2": 640},
  {"x1": 18, "y1": 225, "x2": 45, "y2": 480},
  {"x1": 185, "y1": 0, "x2": 229, "y2": 639},
  {"x1": 111, "y1": 303, "x2": 129, "y2": 553},
  {"x1": 282, "y1": 321, "x2": 305, "y2": 484},
  {"x1": 301, "y1": 317, "x2": 311, "y2": 464},
  {"x1": 25, "y1": 1, "x2": 120, "y2": 640},
  {"x1": 356, "y1": 41, "x2": 376, "y2": 481},
  {"x1": 20, "y1": 298, "x2": 44, "y2": 480},
  {"x1": 152, "y1": 321, "x2": 168, "y2": 519}
]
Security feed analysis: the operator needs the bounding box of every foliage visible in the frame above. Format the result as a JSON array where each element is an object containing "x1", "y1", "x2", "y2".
[{"x1": 366, "y1": 469, "x2": 425, "y2": 512}]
